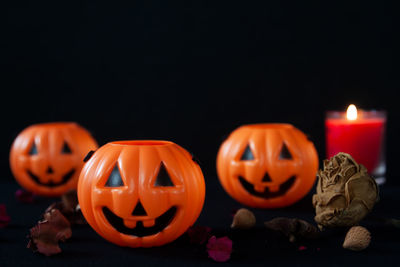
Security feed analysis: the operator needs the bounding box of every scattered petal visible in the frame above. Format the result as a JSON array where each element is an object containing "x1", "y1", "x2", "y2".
[
  {"x1": 206, "y1": 236, "x2": 233, "y2": 262},
  {"x1": 187, "y1": 225, "x2": 212, "y2": 245},
  {"x1": 27, "y1": 209, "x2": 72, "y2": 256},
  {"x1": 264, "y1": 217, "x2": 319, "y2": 242},
  {"x1": 0, "y1": 204, "x2": 11, "y2": 228},
  {"x1": 15, "y1": 189, "x2": 35, "y2": 203},
  {"x1": 298, "y1": 245, "x2": 307, "y2": 251}
]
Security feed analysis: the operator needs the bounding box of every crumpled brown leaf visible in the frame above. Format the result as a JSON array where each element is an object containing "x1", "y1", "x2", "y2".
[
  {"x1": 312, "y1": 152, "x2": 379, "y2": 229},
  {"x1": 27, "y1": 209, "x2": 72, "y2": 256},
  {"x1": 46, "y1": 190, "x2": 86, "y2": 225},
  {"x1": 264, "y1": 217, "x2": 319, "y2": 243}
]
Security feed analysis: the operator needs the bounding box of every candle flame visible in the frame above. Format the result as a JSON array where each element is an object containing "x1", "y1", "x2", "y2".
[{"x1": 346, "y1": 104, "x2": 358, "y2": 120}]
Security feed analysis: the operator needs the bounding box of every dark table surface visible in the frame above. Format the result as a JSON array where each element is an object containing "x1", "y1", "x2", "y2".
[{"x1": 1, "y1": 175, "x2": 399, "y2": 267}]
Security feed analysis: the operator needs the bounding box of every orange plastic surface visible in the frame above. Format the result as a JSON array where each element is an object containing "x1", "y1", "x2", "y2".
[
  {"x1": 9, "y1": 122, "x2": 98, "y2": 196},
  {"x1": 217, "y1": 124, "x2": 318, "y2": 208},
  {"x1": 77, "y1": 140, "x2": 206, "y2": 248}
]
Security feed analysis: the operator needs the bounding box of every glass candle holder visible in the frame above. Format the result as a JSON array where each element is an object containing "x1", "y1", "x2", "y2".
[{"x1": 325, "y1": 107, "x2": 387, "y2": 184}]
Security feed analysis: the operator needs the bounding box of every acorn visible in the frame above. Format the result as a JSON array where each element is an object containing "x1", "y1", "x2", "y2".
[
  {"x1": 231, "y1": 208, "x2": 256, "y2": 229},
  {"x1": 343, "y1": 226, "x2": 371, "y2": 251}
]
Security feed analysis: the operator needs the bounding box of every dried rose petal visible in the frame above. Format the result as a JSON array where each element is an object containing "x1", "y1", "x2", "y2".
[
  {"x1": 0, "y1": 204, "x2": 11, "y2": 228},
  {"x1": 187, "y1": 225, "x2": 212, "y2": 245},
  {"x1": 15, "y1": 189, "x2": 35, "y2": 203},
  {"x1": 27, "y1": 209, "x2": 72, "y2": 256},
  {"x1": 206, "y1": 236, "x2": 233, "y2": 262}
]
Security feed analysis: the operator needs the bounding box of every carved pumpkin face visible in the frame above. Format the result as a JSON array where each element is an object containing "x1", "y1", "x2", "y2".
[
  {"x1": 78, "y1": 141, "x2": 205, "y2": 248},
  {"x1": 9, "y1": 122, "x2": 98, "y2": 196},
  {"x1": 217, "y1": 124, "x2": 318, "y2": 208}
]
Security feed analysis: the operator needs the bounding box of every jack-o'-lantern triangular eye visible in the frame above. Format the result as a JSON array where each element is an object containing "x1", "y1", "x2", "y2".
[
  {"x1": 29, "y1": 143, "x2": 38, "y2": 155},
  {"x1": 279, "y1": 143, "x2": 293, "y2": 160},
  {"x1": 105, "y1": 165, "x2": 124, "y2": 187},
  {"x1": 154, "y1": 162, "x2": 174, "y2": 187},
  {"x1": 240, "y1": 144, "x2": 254, "y2": 160},
  {"x1": 61, "y1": 142, "x2": 72, "y2": 154}
]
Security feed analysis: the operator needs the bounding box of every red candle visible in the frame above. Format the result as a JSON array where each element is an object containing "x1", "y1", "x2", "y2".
[{"x1": 325, "y1": 105, "x2": 386, "y2": 176}]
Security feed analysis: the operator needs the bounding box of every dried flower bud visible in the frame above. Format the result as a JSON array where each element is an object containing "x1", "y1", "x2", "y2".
[
  {"x1": 231, "y1": 208, "x2": 256, "y2": 229},
  {"x1": 343, "y1": 226, "x2": 371, "y2": 251},
  {"x1": 312, "y1": 153, "x2": 379, "y2": 229}
]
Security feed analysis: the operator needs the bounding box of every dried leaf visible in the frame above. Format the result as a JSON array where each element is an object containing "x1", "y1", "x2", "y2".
[
  {"x1": 61, "y1": 190, "x2": 79, "y2": 212},
  {"x1": 45, "y1": 190, "x2": 86, "y2": 225},
  {"x1": 264, "y1": 217, "x2": 319, "y2": 242},
  {"x1": 206, "y1": 236, "x2": 233, "y2": 262},
  {"x1": 0, "y1": 204, "x2": 11, "y2": 228},
  {"x1": 27, "y1": 209, "x2": 72, "y2": 256},
  {"x1": 187, "y1": 225, "x2": 212, "y2": 245}
]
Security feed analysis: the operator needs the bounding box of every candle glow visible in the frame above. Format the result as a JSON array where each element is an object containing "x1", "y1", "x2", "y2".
[{"x1": 346, "y1": 104, "x2": 358, "y2": 121}]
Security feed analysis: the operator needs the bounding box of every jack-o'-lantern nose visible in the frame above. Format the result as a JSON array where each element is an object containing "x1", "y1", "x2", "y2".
[
  {"x1": 262, "y1": 172, "x2": 272, "y2": 182},
  {"x1": 131, "y1": 201, "x2": 147, "y2": 216},
  {"x1": 46, "y1": 166, "x2": 54, "y2": 174}
]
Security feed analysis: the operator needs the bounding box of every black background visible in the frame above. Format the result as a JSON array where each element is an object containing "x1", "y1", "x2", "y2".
[
  {"x1": 2, "y1": 1, "x2": 399, "y2": 182},
  {"x1": 1, "y1": 1, "x2": 400, "y2": 266}
]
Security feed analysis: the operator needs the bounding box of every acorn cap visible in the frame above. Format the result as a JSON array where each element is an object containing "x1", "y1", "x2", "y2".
[
  {"x1": 231, "y1": 208, "x2": 256, "y2": 229},
  {"x1": 343, "y1": 226, "x2": 371, "y2": 251}
]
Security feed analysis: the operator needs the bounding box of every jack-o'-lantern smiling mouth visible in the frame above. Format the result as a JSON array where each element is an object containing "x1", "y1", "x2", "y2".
[
  {"x1": 27, "y1": 169, "x2": 75, "y2": 187},
  {"x1": 238, "y1": 175, "x2": 296, "y2": 198},
  {"x1": 102, "y1": 206, "x2": 177, "y2": 237}
]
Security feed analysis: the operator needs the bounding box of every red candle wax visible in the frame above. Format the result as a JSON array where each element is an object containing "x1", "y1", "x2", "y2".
[{"x1": 325, "y1": 112, "x2": 386, "y2": 173}]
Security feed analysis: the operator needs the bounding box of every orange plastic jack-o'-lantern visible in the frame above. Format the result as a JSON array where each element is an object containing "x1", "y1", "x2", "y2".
[
  {"x1": 10, "y1": 122, "x2": 98, "y2": 197},
  {"x1": 78, "y1": 140, "x2": 206, "y2": 247},
  {"x1": 217, "y1": 124, "x2": 318, "y2": 208}
]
